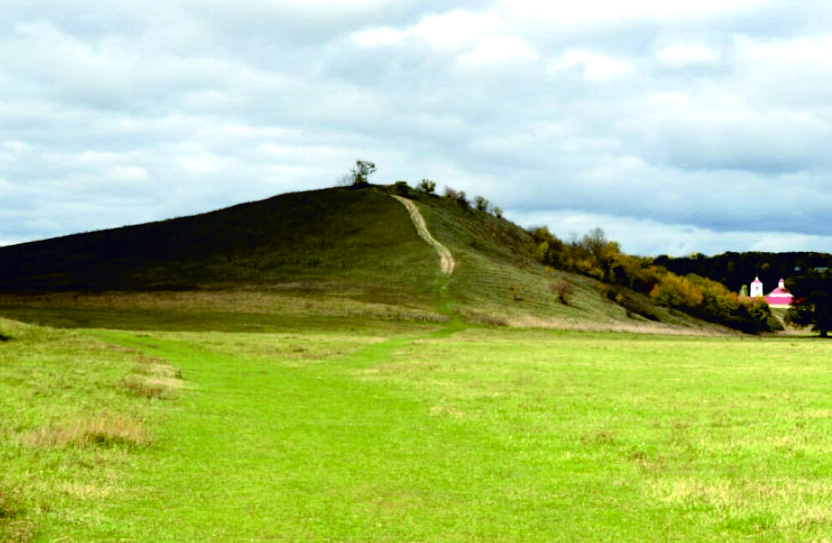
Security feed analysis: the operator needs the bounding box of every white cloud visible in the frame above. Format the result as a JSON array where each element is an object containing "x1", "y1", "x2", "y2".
[
  {"x1": 509, "y1": 210, "x2": 832, "y2": 257},
  {"x1": 352, "y1": 8, "x2": 502, "y2": 52},
  {"x1": 409, "y1": 9, "x2": 501, "y2": 51},
  {"x1": 655, "y1": 43, "x2": 721, "y2": 68},
  {"x1": 352, "y1": 26, "x2": 405, "y2": 47},
  {"x1": 549, "y1": 50, "x2": 633, "y2": 81},
  {"x1": 459, "y1": 34, "x2": 537, "y2": 67},
  {"x1": 108, "y1": 166, "x2": 149, "y2": 182},
  {"x1": 499, "y1": 0, "x2": 777, "y2": 27}
]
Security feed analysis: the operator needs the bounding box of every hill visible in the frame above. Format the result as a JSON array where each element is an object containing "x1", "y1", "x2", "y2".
[{"x1": 0, "y1": 184, "x2": 728, "y2": 334}]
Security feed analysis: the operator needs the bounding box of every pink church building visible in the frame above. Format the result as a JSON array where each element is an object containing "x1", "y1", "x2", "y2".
[{"x1": 750, "y1": 276, "x2": 793, "y2": 308}]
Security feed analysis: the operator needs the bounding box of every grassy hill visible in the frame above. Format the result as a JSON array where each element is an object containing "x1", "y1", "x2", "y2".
[{"x1": 0, "y1": 184, "x2": 727, "y2": 334}]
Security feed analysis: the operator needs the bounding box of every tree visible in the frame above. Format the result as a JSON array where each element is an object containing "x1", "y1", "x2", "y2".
[
  {"x1": 580, "y1": 227, "x2": 620, "y2": 282},
  {"x1": 339, "y1": 160, "x2": 375, "y2": 187},
  {"x1": 417, "y1": 179, "x2": 436, "y2": 194},
  {"x1": 444, "y1": 187, "x2": 469, "y2": 207},
  {"x1": 785, "y1": 269, "x2": 832, "y2": 337},
  {"x1": 474, "y1": 195, "x2": 490, "y2": 212}
]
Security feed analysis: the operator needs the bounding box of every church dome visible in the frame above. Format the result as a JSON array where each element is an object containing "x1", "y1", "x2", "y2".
[{"x1": 765, "y1": 278, "x2": 793, "y2": 307}]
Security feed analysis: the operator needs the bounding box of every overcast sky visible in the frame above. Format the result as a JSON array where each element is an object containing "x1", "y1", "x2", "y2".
[{"x1": 3, "y1": 1, "x2": 832, "y2": 256}]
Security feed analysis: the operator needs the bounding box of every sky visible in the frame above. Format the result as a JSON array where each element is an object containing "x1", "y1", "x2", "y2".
[{"x1": 3, "y1": 0, "x2": 832, "y2": 256}]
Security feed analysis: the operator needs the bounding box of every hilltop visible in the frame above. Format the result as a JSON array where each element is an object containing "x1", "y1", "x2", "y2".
[{"x1": 0, "y1": 184, "x2": 729, "y2": 334}]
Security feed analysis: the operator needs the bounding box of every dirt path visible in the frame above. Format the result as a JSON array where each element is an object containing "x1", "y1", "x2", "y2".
[{"x1": 392, "y1": 195, "x2": 455, "y2": 276}]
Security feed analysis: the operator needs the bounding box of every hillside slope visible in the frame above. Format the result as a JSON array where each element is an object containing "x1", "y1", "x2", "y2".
[
  {"x1": 0, "y1": 184, "x2": 729, "y2": 334},
  {"x1": 0, "y1": 187, "x2": 438, "y2": 290}
]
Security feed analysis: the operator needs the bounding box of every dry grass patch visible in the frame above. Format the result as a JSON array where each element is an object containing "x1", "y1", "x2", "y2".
[
  {"x1": 23, "y1": 413, "x2": 150, "y2": 449},
  {"x1": 654, "y1": 477, "x2": 832, "y2": 532},
  {"x1": 121, "y1": 353, "x2": 183, "y2": 399}
]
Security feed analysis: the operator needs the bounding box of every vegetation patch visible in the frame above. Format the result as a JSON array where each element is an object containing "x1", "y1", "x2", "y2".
[
  {"x1": 0, "y1": 484, "x2": 34, "y2": 543},
  {"x1": 121, "y1": 353, "x2": 183, "y2": 399},
  {"x1": 22, "y1": 413, "x2": 150, "y2": 449}
]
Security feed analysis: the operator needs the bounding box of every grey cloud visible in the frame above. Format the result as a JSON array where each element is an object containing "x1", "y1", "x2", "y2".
[{"x1": 3, "y1": 1, "x2": 832, "y2": 256}]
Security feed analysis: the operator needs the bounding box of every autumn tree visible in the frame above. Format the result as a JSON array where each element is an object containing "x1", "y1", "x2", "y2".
[{"x1": 580, "y1": 227, "x2": 620, "y2": 282}]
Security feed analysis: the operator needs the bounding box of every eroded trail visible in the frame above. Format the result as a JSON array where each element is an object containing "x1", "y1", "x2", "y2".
[{"x1": 392, "y1": 195, "x2": 455, "y2": 276}]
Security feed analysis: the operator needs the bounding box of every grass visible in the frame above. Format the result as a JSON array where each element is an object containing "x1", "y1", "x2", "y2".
[
  {"x1": 4, "y1": 311, "x2": 832, "y2": 541},
  {"x1": 0, "y1": 317, "x2": 177, "y2": 542}
]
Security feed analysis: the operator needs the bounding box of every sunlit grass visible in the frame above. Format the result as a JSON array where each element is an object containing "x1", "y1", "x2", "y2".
[
  {"x1": 0, "y1": 318, "x2": 176, "y2": 541},
  {"x1": 3, "y1": 314, "x2": 832, "y2": 541}
]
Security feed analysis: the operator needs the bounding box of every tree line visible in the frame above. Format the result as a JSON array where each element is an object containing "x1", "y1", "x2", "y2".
[
  {"x1": 654, "y1": 251, "x2": 832, "y2": 337},
  {"x1": 529, "y1": 226, "x2": 782, "y2": 333}
]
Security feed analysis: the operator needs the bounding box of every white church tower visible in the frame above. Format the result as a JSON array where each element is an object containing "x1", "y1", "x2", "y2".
[{"x1": 750, "y1": 276, "x2": 764, "y2": 297}]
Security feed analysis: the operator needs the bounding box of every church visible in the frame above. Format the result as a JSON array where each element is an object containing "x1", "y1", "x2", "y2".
[{"x1": 750, "y1": 276, "x2": 794, "y2": 308}]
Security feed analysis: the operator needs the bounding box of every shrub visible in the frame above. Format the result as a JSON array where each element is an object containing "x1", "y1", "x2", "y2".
[
  {"x1": 444, "y1": 187, "x2": 469, "y2": 207},
  {"x1": 393, "y1": 181, "x2": 410, "y2": 196},
  {"x1": 551, "y1": 279, "x2": 575, "y2": 305}
]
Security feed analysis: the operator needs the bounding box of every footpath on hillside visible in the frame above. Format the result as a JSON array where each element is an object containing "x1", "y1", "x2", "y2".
[{"x1": 392, "y1": 195, "x2": 455, "y2": 276}]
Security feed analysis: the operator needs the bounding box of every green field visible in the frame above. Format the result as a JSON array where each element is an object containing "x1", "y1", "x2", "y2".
[{"x1": 3, "y1": 314, "x2": 832, "y2": 542}]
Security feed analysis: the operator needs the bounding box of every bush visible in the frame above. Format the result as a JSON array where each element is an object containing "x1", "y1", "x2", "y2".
[
  {"x1": 444, "y1": 187, "x2": 469, "y2": 208},
  {"x1": 551, "y1": 279, "x2": 575, "y2": 305},
  {"x1": 393, "y1": 181, "x2": 410, "y2": 196}
]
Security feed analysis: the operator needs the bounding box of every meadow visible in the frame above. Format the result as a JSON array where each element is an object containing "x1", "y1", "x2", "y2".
[{"x1": 3, "y1": 314, "x2": 832, "y2": 542}]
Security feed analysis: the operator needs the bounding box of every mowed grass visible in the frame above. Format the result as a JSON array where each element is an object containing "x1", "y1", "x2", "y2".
[{"x1": 3, "y1": 316, "x2": 832, "y2": 541}]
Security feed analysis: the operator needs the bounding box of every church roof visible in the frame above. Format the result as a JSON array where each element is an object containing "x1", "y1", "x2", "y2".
[
  {"x1": 765, "y1": 278, "x2": 793, "y2": 306},
  {"x1": 768, "y1": 278, "x2": 792, "y2": 297}
]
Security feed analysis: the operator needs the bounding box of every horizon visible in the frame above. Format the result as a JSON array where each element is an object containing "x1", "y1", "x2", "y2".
[{"x1": 1, "y1": 182, "x2": 831, "y2": 260}]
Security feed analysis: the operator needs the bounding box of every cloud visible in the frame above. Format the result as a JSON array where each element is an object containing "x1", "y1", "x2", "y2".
[
  {"x1": 549, "y1": 49, "x2": 633, "y2": 81},
  {"x1": 655, "y1": 42, "x2": 721, "y2": 69},
  {"x1": 460, "y1": 35, "x2": 537, "y2": 67},
  {"x1": 2, "y1": 1, "x2": 832, "y2": 258},
  {"x1": 498, "y1": 0, "x2": 778, "y2": 27},
  {"x1": 509, "y1": 210, "x2": 832, "y2": 257}
]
